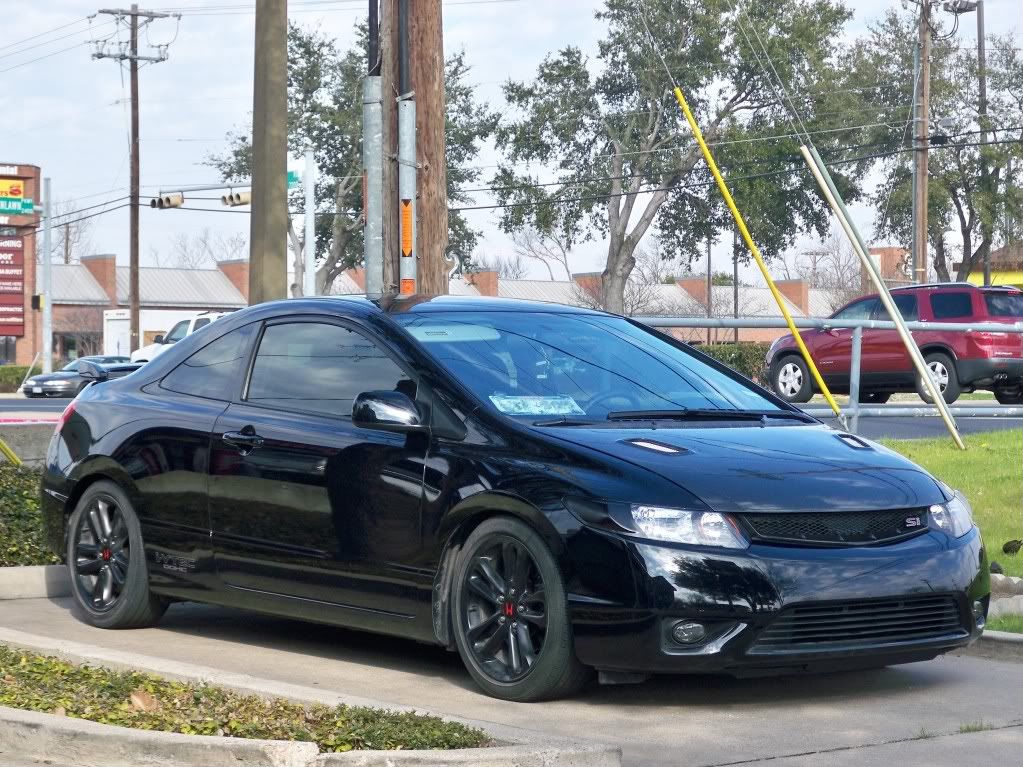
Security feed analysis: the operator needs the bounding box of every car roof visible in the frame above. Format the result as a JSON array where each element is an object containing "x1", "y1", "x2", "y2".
[
  {"x1": 301, "y1": 294, "x2": 608, "y2": 317},
  {"x1": 890, "y1": 282, "x2": 1021, "y2": 293}
]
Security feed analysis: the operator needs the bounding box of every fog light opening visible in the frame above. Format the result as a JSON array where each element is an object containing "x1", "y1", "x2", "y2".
[
  {"x1": 670, "y1": 620, "x2": 707, "y2": 645},
  {"x1": 973, "y1": 600, "x2": 986, "y2": 630}
]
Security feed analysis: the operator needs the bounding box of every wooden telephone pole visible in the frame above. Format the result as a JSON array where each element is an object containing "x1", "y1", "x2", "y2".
[
  {"x1": 379, "y1": 0, "x2": 448, "y2": 295},
  {"x1": 912, "y1": 0, "x2": 933, "y2": 283}
]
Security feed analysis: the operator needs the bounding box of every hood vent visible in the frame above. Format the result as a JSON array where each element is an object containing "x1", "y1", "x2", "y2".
[
  {"x1": 621, "y1": 438, "x2": 690, "y2": 455},
  {"x1": 835, "y1": 433, "x2": 872, "y2": 450}
]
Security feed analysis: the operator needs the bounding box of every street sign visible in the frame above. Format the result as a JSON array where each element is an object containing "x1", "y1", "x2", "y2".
[{"x1": 287, "y1": 170, "x2": 300, "y2": 189}]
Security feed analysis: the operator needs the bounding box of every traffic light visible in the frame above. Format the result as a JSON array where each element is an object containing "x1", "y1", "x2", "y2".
[
  {"x1": 221, "y1": 191, "x2": 251, "y2": 207},
  {"x1": 149, "y1": 193, "x2": 184, "y2": 209},
  {"x1": 31, "y1": 294, "x2": 42, "y2": 311}
]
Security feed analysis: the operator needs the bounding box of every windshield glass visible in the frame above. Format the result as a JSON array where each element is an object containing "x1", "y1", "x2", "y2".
[
  {"x1": 397, "y1": 311, "x2": 780, "y2": 419},
  {"x1": 62, "y1": 360, "x2": 79, "y2": 372},
  {"x1": 985, "y1": 293, "x2": 1023, "y2": 317}
]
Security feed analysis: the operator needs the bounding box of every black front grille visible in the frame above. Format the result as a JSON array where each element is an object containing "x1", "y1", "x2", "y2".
[
  {"x1": 748, "y1": 596, "x2": 966, "y2": 654},
  {"x1": 737, "y1": 509, "x2": 927, "y2": 546}
]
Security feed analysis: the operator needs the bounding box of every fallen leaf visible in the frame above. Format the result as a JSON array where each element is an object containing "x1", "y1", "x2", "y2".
[
  {"x1": 52, "y1": 706, "x2": 67, "y2": 717},
  {"x1": 2, "y1": 675, "x2": 16, "y2": 685},
  {"x1": 129, "y1": 690, "x2": 160, "y2": 713}
]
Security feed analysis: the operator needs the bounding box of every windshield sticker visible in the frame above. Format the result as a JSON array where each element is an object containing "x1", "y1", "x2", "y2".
[{"x1": 489, "y1": 395, "x2": 585, "y2": 416}]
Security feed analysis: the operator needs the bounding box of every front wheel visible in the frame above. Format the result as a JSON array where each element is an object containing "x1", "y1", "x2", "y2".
[
  {"x1": 66, "y1": 481, "x2": 166, "y2": 629},
  {"x1": 451, "y1": 517, "x2": 588, "y2": 701},
  {"x1": 770, "y1": 356, "x2": 813, "y2": 403},
  {"x1": 915, "y1": 352, "x2": 961, "y2": 404}
]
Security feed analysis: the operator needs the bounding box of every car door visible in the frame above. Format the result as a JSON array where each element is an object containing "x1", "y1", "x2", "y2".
[
  {"x1": 867, "y1": 293, "x2": 919, "y2": 384},
  {"x1": 814, "y1": 297, "x2": 879, "y2": 385},
  {"x1": 208, "y1": 317, "x2": 431, "y2": 625}
]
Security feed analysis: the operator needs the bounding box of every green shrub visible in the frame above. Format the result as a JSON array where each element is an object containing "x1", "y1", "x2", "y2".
[
  {"x1": 697, "y1": 343, "x2": 771, "y2": 383},
  {"x1": 0, "y1": 365, "x2": 40, "y2": 393},
  {"x1": 0, "y1": 646, "x2": 487, "y2": 751},
  {"x1": 0, "y1": 465, "x2": 58, "y2": 567}
]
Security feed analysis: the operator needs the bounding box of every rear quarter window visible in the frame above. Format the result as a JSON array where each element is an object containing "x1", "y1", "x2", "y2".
[
  {"x1": 929, "y1": 292, "x2": 973, "y2": 320},
  {"x1": 161, "y1": 323, "x2": 258, "y2": 401},
  {"x1": 985, "y1": 293, "x2": 1023, "y2": 318}
]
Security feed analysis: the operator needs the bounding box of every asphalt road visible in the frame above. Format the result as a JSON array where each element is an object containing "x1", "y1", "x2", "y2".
[
  {"x1": 4, "y1": 395, "x2": 1022, "y2": 440},
  {"x1": 1, "y1": 598, "x2": 1020, "y2": 766}
]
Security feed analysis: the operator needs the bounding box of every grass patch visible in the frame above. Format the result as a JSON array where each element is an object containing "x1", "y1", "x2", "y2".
[
  {"x1": 959, "y1": 721, "x2": 995, "y2": 734},
  {"x1": 0, "y1": 465, "x2": 59, "y2": 567},
  {"x1": 880, "y1": 430, "x2": 1023, "y2": 578},
  {"x1": 0, "y1": 646, "x2": 486, "y2": 752},
  {"x1": 986, "y1": 614, "x2": 1023, "y2": 634}
]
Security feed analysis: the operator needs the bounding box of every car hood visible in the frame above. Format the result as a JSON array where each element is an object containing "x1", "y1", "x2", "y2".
[
  {"x1": 29, "y1": 371, "x2": 78, "y2": 383},
  {"x1": 537, "y1": 422, "x2": 948, "y2": 513}
]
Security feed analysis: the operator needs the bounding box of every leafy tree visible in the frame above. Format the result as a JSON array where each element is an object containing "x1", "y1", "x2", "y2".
[
  {"x1": 856, "y1": 8, "x2": 1023, "y2": 280},
  {"x1": 209, "y1": 23, "x2": 496, "y2": 294},
  {"x1": 491, "y1": 0, "x2": 865, "y2": 314}
]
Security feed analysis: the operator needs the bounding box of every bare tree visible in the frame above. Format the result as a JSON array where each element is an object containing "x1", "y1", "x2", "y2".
[
  {"x1": 777, "y1": 229, "x2": 864, "y2": 314},
  {"x1": 54, "y1": 307, "x2": 103, "y2": 361},
  {"x1": 511, "y1": 227, "x2": 573, "y2": 280},
  {"x1": 51, "y1": 199, "x2": 95, "y2": 264},
  {"x1": 470, "y1": 251, "x2": 528, "y2": 280},
  {"x1": 161, "y1": 228, "x2": 248, "y2": 269},
  {"x1": 575, "y1": 245, "x2": 693, "y2": 317}
]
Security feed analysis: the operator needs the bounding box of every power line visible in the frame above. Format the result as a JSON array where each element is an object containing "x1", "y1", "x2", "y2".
[
  {"x1": 0, "y1": 15, "x2": 95, "y2": 52},
  {"x1": 0, "y1": 19, "x2": 114, "y2": 61}
]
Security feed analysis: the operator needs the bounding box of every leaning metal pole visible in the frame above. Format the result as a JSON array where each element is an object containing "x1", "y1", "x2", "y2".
[{"x1": 801, "y1": 145, "x2": 965, "y2": 450}]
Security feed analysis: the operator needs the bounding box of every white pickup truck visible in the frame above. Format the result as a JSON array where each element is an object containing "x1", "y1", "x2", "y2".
[{"x1": 130, "y1": 311, "x2": 230, "y2": 363}]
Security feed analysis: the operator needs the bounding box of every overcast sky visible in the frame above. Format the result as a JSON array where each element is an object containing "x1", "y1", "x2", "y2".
[{"x1": 3, "y1": 0, "x2": 1019, "y2": 281}]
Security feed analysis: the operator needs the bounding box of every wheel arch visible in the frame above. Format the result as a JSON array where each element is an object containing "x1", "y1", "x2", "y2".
[
  {"x1": 65, "y1": 459, "x2": 142, "y2": 532},
  {"x1": 918, "y1": 343, "x2": 958, "y2": 362}
]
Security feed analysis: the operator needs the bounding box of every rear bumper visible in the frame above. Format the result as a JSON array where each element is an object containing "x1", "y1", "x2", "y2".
[
  {"x1": 568, "y1": 527, "x2": 989, "y2": 675},
  {"x1": 956, "y1": 357, "x2": 1023, "y2": 387}
]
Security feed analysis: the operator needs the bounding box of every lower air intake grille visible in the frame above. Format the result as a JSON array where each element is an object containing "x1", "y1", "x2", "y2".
[
  {"x1": 749, "y1": 596, "x2": 966, "y2": 654},
  {"x1": 737, "y1": 509, "x2": 927, "y2": 546}
]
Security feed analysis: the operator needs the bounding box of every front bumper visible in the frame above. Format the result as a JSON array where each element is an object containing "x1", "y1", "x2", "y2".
[
  {"x1": 567, "y1": 526, "x2": 988, "y2": 675},
  {"x1": 22, "y1": 382, "x2": 77, "y2": 397}
]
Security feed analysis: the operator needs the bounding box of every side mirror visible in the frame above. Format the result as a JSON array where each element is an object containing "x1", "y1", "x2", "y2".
[
  {"x1": 352, "y1": 390, "x2": 428, "y2": 433},
  {"x1": 78, "y1": 360, "x2": 109, "y2": 383},
  {"x1": 153, "y1": 334, "x2": 165, "y2": 345}
]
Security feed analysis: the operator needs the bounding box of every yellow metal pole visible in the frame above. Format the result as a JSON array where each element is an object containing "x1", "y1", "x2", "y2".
[
  {"x1": 0, "y1": 438, "x2": 22, "y2": 467},
  {"x1": 670, "y1": 86, "x2": 842, "y2": 416}
]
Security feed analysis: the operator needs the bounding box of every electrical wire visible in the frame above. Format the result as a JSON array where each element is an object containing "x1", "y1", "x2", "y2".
[{"x1": 0, "y1": 15, "x2": 95, "y2": 53}]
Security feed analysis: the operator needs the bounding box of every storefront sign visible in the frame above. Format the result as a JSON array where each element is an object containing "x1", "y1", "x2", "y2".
[
  {"x1": 0, "y1": 178, "x2": 34, "y2": 215},
  {"x1": 0, "y1": 236, "x2": 25, "y2": 336}
]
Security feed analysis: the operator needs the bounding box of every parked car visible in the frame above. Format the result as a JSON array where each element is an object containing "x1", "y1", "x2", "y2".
[
  {"x1": 42, "y1": 297, "x2": 988, "y2": 701},
  {"x1": 766, "y1": 283, "x2": 1023, "y2": 404},
  {"x1": 21, "y1": 355, "x2": 130, "y2": 398},
  {"x1": 130, "y1": 311, "x2": 230, "y2": 363}
]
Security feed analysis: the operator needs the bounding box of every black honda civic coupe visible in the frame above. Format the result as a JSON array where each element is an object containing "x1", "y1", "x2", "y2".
[{"x1": 40, "y1": 296, "x2": 989, "y2": 701}]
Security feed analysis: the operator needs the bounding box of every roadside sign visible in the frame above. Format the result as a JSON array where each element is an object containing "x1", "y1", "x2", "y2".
[
  {"x1": 0, "y1": 178, "x2": 33, "y2": 215},
  {"x1": 400, "y1": 200, "x2": 413, "y2": 257},
  {"x1": 287, "y1": 170, "x2": 300, "y2": 189}
]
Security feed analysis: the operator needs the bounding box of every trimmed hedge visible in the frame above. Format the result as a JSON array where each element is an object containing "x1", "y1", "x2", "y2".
[
  {"x1": 697, "y1": 343, "x2": 771, "y2": 383},
  {"x1": 0, "y1": 646, "x2": 487, "y2": 751},
  {"x1": 0, "y1": 365, "x2": 39, "y2": 393},
  {"x1": 0, "y1": 465, "x2": 58, "y2": 567}
]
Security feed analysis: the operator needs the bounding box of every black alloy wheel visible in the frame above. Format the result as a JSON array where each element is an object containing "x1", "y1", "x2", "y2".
[
  {"x1": 71, "y1": 492, "x2": 130, "y2": 611},
  {"x1": 451, "y1": 517, "x2": 588, "y2": 701},
  {"x1": 66, "y1": 481, "x2": 166, "y2": 629},
  {"x1": 462, "y1": 537, "x2": 547, "y2": 683}
]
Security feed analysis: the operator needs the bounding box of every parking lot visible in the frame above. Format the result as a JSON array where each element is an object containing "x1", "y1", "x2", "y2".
[{"x1": 2, "y1": 597, "x2": 1021, "y2": 766}]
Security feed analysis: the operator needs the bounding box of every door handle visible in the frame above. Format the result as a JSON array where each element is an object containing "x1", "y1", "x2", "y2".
[{"x1": 222, "y1": 430, "x2": 264, "y2": 453}]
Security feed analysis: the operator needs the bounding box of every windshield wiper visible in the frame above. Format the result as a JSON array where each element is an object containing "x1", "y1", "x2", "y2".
[
  {"x1": 533, "y1": 417, "x2": 600, "y2": 427},
  {"x1": 606, "y1": 408, "x2": 815, "y2": 423}
]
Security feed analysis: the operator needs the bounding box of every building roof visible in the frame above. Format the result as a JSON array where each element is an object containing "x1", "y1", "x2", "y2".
[
  {"x1": 496, "y1": 279, "x2": 581, "y2": 305},
  {"x1": 115, "y1": 266, "x2": 246, "y2": 308},
  {"x1": 808, "y1": 288, "x2": 849, "y2": 317},
  {"x1": 51, "y1": 264, "x2": 109, "y2": 305},
  {"x1": 709, "y1": 285, "x2": 805, "y2": 318}
]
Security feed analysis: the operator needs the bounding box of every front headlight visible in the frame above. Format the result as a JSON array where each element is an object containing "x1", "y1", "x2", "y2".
[
  {"x1": 929, "y1": 493, "x2": 974, "y2": 538},
  {"x1": 631, "y1": 505, "x2": 748, "y2": 549}
]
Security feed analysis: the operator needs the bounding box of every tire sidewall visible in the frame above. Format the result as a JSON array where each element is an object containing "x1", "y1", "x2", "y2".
[
  {"x1": 451, "y1": 517, "x2": 578, "y2": 702},
  {"x1": 916, "y1": 353, "x2": 960, "y2": 404},
  {"x1": 66, "y1": 481, "x2": 152, "y2": 629},
  {"x1": 770, "y1": 356, "x2": 812, "y2": 403}
]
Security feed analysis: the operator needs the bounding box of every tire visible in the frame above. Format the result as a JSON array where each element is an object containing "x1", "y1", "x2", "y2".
[
  {"x1": 995, "y1": 388, "x2": 1023, "y2": 405},
  {"x1": 915, "y1": 352, "x2": 961, "y2": 404},
  {"x1": 858, "y1": 392, "x2": 891, "y2": 404},
  {"x1": 770, "y1": 355, "x2": 813, "y2": 403},
  {"x1": 65, "y1": 480, "x2": 166, "y2": 629},
  {"x1": 450, "y1": 517, "x2": 589, "y2": 701}
]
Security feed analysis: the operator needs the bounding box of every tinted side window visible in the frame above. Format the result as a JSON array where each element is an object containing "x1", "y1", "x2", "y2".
[
  {"x1": 985, "y1": 293, "x2": 1023, "y2": 317},
  {"x1": 165, "y1": 320, "x2": 190, "y2": 343},
  {"x1": 834, "y1": 298, "x2": 878, "y2": 320},
  {"x1": 193, "y1": 318, "x2": 211, "y2": 330},
  {"x1": 161, "y1": 323, "x2": 257, "y2": 401},
  {"x1": 246, "y1": 322, "x2": 410, "y2": 417},
  {"x1": 930, "y1": 292, "x2": 973, "y2": 319},
  {"x1": 874, "y1": 294, "x2": 919, "y2": 322}
]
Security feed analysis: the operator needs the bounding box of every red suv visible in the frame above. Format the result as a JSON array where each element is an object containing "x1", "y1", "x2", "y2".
[{"x1": 766, "y1": 283, "x2": 1023, "y2": 405}]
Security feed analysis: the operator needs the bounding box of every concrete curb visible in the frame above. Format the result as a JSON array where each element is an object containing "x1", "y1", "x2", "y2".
[
  {"x1": 0, "y1": 628, "x2": 620, "y2": 767},
  {"x1": 959, "y1": 630, "x2": 1023, "y2": 663},
  {"x1": 0, "y1": 566, "x2": 70, "y2": 600},
  {"x1": 0, "y1": 424, "x2": 54, "y2": 466}
]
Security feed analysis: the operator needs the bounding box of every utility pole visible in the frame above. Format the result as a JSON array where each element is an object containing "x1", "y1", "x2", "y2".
[
  {"x1": 249, "y1": 0, "x2": 288, "y2": 305},
  {"x1": 93, "y1": 5, "x2": 174, "y2": 351},
  {"x1": 396, "y1": 0, "x2": 417, "y2": 296},
  {"x1": 411, "y1": 0, "x2": 448, "y2": 295},
  {"x1": 705, "y1": 234, "x2": 712, "y2": 346},
  {"x1": 912, "y1": 0, "x2": 933, "y2": 284},
  {"x1": 380, "y1": 0, "x2": 399, "y2": 294},
  {"x1": 976, "y1": 0, "x2": 990, "y2": 285},
  {"x1": 42, "y1": 179, "x2": 52, "y2": 374}
]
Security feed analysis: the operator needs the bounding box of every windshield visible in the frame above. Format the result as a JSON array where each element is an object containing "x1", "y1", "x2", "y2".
[
  {"x1": 985, "y1": 293, "x2": 1023, "y2": 317},
  {"x1": 165, "y1": 320, "x2": 189, "y2": 343},
  {"x1": 397, "y1": 311, "x2": 781, "y2": 420},
  {"x1": 62, "y1": 360, "x2": 79, "y2": 372}
]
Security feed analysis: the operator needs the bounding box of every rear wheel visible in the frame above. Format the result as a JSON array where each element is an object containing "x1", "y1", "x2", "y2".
[
  {"x1": 66, "y1": 481, "x2": 166, "y2": 629},
  {"x1": 770, "y1": 356, "x2": 813, "y2": 403},
  {"x1": 451, "y1": 517, "x2": 588, "y2": 701},
  {"x1": 915, "y1": 352, "x2": 961, "y2": 404},
  {"x1": 995, "y1": 388, "x2": 1023, "y2": 405}
]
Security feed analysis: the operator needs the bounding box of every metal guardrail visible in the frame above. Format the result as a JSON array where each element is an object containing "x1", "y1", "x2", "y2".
[{"x1": 639, "y1": 315, "x2": 1023, "y2": 434}]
